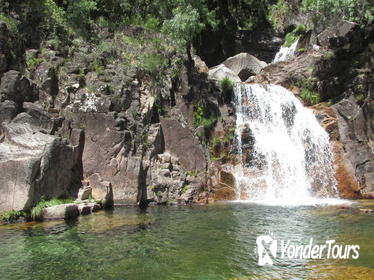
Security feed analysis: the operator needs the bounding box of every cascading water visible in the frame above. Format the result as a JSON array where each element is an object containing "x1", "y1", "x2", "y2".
[
  {"x1": 273, "y1": 40, "x2": 298, "y2": 63},
  {"x1": 233, "y1": 83, "x2": 341, "y2": 205}
]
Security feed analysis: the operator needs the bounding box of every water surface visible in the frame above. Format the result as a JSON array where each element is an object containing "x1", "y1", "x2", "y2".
[{"x1": 0, "y1": 201, "x2": 373, "y2": 280}]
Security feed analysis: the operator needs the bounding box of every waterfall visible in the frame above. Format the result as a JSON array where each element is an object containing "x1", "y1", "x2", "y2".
[
  {"x1": 233, "y1": 83, "x2": 340, "y2": 206},
  {"x1": 273, "y1": 40, "x2": 298, "y2": 63}
]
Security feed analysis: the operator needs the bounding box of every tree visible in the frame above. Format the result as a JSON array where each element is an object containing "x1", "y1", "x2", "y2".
[{"x1": 161, "y1": 0, "x2": 217, "y2": 61}]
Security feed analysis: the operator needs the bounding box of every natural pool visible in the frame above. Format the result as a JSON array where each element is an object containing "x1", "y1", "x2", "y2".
[{"x1": 0, "y1": 201, "x2": 373, "y2": 280}]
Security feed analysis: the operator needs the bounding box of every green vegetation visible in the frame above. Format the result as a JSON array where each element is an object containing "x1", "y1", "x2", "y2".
[
  {"x1": 302, "y1": 0, "x2": 374, "y2": 27},
  {"x1": 297, "y1": 79, "x2": 320, "y2": 106},
  {"x1": 31, "y1": 197, "x2": 74, "y2": 220},
  {"x1": 0, "y1": 210, "x2": 25, "y2": 223},
  {"x1": 193, "y1": 102, "x2": 217, "y2": 129},
  {"x1": 300, "y1": 87, "x2": 320, "y2": 106},
  {"x1": 284, "y1": 24, "x2": 306, "y2": 47},
  {"x1": 220, "y1": 77, "x2": 234, "y2": 102},
  {"x1": 186, "y1": 170, "x2": 200, "y2": 177},
  {"x1": 267, "y1": 0, "x2": 289, "y2": 32},
  {"x1": 355, "y1": 94, "x2": 366, "y2": 104},
  {"x1": 0, "y1": 13, "x2": 18, "y2": 32},
  {"x1": 180, "y1": 185, "x2": 189, "y2": 194}
]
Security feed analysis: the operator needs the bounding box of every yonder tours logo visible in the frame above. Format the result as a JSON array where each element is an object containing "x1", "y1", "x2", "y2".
[{"x1": 256, "y1": 234, "x2": 360, "y2": 266}]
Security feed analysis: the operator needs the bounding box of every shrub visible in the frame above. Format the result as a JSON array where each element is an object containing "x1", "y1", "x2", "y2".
[
  {"x1": 221, "y1": 77, "x2": 234, "y2": 102},
  {"x1": 284, "y1": 24, "x2": 306, "y2": 47},
  {"x1": 267, "y1": 0, "x2": 290, "y2": 32},
  {"x1": 0, "y1": 13, "x2": 18, "y2": 32},
  {"x1": 300, "y1": 87, "x2": 320, "y2": 105},
  {"x1": 193, "y1": 102, "x2": 216, "y2": 128},
  {"x1": 0, "y1": 210, "x2": 24, "y2": 223},
  {"x1": 302, "y1": 0, "x2": 374, "y2": 27}
]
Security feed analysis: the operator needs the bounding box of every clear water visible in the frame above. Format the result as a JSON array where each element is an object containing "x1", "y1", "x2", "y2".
[
  {"x1": 1, "y1": 202, "x2": 373, "y2": 280},
  {"x1": 233, "y1": 84, "x2": 338, "y2": 205}
]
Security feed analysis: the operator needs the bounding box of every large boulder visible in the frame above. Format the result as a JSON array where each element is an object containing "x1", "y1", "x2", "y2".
[
  {"x1": 317, "y1": 20, "x2": 358, "y2": 49},
  {"x1": 160, "y1": 117, "x2": 206, "y2": 171},
  {"x1": 0, "y1": 112, "x2": 82, "y2": 214},
  {"x1": 208, "y1": 64, "x2": 241, "y2": 83},
  {"x1": 42, "y1": 204, "x2": 79, "y2": 220},
  {"x1": 0, "y1": 70, "x2": 37, "y2": 107},
  {"x1": 222, "y1": 53, "x2": 267, "y2": 81}
]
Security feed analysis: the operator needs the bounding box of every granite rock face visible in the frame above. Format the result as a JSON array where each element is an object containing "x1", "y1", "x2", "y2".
[
  {"x1": 0, "y1": 107, "x2": 83, "y2": 214},
  {"x1": 333, "y1": 96, "x2": 374, "y2": 197},
  {"x1": 160, "y1": 118, "x2": 206, "y2": 171}
]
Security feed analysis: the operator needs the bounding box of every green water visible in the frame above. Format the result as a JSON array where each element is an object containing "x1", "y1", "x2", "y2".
[{"x1": 0, "y1": 202, "x2": 373, "y2": 280}]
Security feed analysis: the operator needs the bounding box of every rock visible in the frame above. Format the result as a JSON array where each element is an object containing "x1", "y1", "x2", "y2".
[
  {"x1": 193, "y1": 55, "x2": 209, "y2": 73},
  {"x1": 317, "y1": 21, "x2": 358, "y2": 49},
  {"x1": 359, "y1": 209, "x2": 373, "y2": 214},
  {"x1": 0, "y1": 112, "x2": 83, "y2": 214},
  {"x1": 0, "y1": 70, "x2": 37, "y2": 107},
  {"x1": 78, "y1": 204, "x2": 92, "y2": 215},
  {"x1": 33, "y1": 62, "x2": 59, "y2": 107},
  {"x1": 78, "y1": 203, "x2": 101, "y2": 215},
  {"x1": 89, "y1": 173, "x2": 113, "y2": 208},
  {"x1": 207, "y1": 163, "x2": 236, "y2": 201},
  {"x1": 208, "y1": 64, "x2": 241, "y2": 83},
  {"x1": 146, "y1": 124, "x2": 164, "y2": 159},
  {"x1": 222, "y1": 53, "x2": 267, "y2": 81},
  {"x1": 42, "y1": 204, "x2": 79, "y2": 220},
  {"x1": 160, "y1": 118, "x2": 206, "y2": 171},
  {"x1": 235, "y1": 29, "x2": 284, "y2": 63},
  {"x1": 22, "y1": 102, "x2": 54, "y2": 133},
  {"x1": 0, "y1": 100, "x2": 17, "y2": 135},
  {"x1": 77, "y1": 186, "x2": 92, "y2": 201},
  {"x1": 333, "y1": 96, "x2": 374, "y2": 196},
  {"x1": 62, "y1": 108, "x2": 141, "y2": 205}
]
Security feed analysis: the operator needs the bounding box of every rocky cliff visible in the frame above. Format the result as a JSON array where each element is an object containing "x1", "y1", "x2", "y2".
[{"x1": 0, "y1": 3, "x2": 373, "y2": 215}]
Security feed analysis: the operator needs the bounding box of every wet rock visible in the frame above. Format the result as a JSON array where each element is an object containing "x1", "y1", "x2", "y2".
[
  {"x1": 77, "y1": 186, "x2": 92, "y2": 201},
  {"x1": 207, "y1": 163, "x2": 236, "y2": 201},
  {"x1": 333, "y1": 96, "x2": 374, "y2": 197},
  {"x1": 89, "y1": 173, "x2": 113, "y2": 208},
  {"x1": 42, "y1": 204, "x2": 79, "y2": 220}
]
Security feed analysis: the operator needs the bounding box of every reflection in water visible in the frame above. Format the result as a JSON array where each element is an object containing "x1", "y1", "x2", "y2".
[{"x1": 0, "y1": 203, "x2": 373, "y2": 280}]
